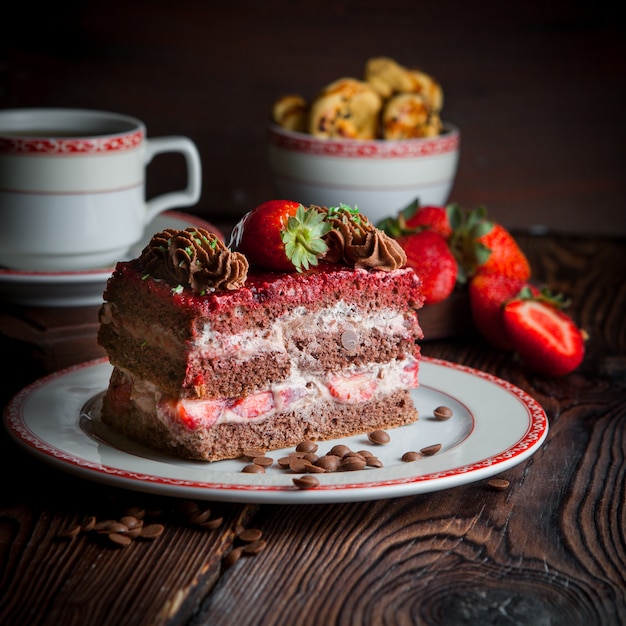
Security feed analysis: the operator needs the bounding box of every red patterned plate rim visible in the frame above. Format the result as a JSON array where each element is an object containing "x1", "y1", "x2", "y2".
[{"x1": 3, "y1": 356, "x2": 548, "y2": 504}]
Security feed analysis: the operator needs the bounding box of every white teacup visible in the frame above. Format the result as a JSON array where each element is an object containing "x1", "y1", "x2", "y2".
[{"x1": 0, "y1": 108, "x2": 202, "y2": 271}]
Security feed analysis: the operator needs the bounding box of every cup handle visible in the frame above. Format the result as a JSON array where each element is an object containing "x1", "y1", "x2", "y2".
[{"x1": 144, "y1": 136, "x2": 202, "y2": 222}]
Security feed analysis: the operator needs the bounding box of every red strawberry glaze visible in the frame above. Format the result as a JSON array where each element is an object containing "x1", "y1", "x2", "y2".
[{"x1": 107, "y1": 259, "x2": 424, "y2": 338}]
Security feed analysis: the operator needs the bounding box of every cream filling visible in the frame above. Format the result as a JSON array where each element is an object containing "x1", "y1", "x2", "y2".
[
  {"x1": 193, "y1": 303, "x2": 416, "y2": 363},
  {"x1": 106, "y1": 302, "x2": 415, "y2": 361},
  {"x1": 123, "y1": 355, "x2": 419, "y2": 432}
]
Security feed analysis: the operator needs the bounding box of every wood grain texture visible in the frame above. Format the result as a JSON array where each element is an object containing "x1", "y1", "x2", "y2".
[{"x1": 3, "y1": 233, "x2": 623, "y2": 625}]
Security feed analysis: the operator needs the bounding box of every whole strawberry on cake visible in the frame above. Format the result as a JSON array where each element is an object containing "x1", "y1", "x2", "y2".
[{"x1": 97, "y1": 201, "x2": 424, "y2": 461}]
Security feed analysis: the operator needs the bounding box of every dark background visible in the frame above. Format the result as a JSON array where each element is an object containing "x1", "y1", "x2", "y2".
[{"x1": 1, "y1": 0, "x2": 625, "y2": 235}]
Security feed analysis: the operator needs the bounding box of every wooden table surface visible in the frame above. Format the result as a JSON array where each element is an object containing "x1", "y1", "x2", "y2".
[
  {"x1": 1, "y1": 231, "x2": 625, "y2": 626},
  {"x1": 1, "y1": 4, "x2": 625, "y2": 623}
]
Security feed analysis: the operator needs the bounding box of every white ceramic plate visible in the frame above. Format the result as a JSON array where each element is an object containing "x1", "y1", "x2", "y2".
[
  {"x1": 4, "y1": 357, "x2": 548, "y2": 504},
  {"x1": 0, "y1": 211, "x2": 218, "y2": 307}
]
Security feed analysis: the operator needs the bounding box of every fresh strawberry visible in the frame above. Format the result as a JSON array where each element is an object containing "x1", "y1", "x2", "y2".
[
  {"x1": 449, "y1": 205, "x2": 530, "y2": 284},
  {"x1": 468, "y1": 273, "x2": 528, "y2": 350},
  {"x1": 396, "y1": 230, "x2": 458, "y2": 305},
  {"x1": 405, "y1": 204, "x2": 453, "y2": 239},
  {"x1": 229, "y1": 200, "x2": 331, "y2": 272},
  {"x1": 377, "y1": 199, "x2": 453, "y2": 240},
  {"x1": 503, "y1": 293, "x2": 586, "y2": 377}
]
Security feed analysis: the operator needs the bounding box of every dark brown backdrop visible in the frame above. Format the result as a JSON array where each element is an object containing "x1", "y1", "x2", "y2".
[{"x1": 2, "y1": 0, "x2": 625, "y2": 235}]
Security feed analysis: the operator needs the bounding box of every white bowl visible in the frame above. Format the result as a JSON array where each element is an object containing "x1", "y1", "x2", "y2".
[{"x1": 268, "y1": 122, "x2": 460, "y2": 225}]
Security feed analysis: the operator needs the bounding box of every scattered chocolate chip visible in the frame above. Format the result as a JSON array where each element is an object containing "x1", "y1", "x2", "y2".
[
  {"x1": 293, "y1": 475, "x2": 320, "y2": 490},
  {"x1": 223, "y1": 546, "x2": 244, "y2": 569},
  {"x1": 277, "y1": 456, "x2": 295, "y2": 469},
  {"x1": 139, "y1": 524, "x2": 165, "y2": 540},
  {"x1": 401, "y1": 451, "x2": 422, "y2": 462},
  {"x1": 188, "y1": 509, "x2": 213, "y2": 525},
  {"x1": 488, "y1": 478, "x2": 510, "y2": 491},
  {"x1": 328, "y1": 444, "x2": 352, "y2": 458},
  {"x1": 296, "y1": 440, "x2": 319, "y2": 453},
  {"x1": 288, "y1": 457, "x2": 314, "y2": 473},
  {"x1": 200, "y1": 517, "x2": 223, "y2": 531},
  {"x1": 252, "y1": 456, "x2": 274, "y2": 467},
  {"x1": 237, "y1": 528, "x2": 263, "y2": 543},
  {"x1": 366, "y1": 456, "x2": 384, "y2": 468},
  {"x1": 433, "y1": 405, "x2": 453, "y2": 421},
  {"x1": 127, "y1": 526, "x2": 144, "y2": 539},
  {"x1": 420, "y1": 443, "x2": 442, "y2": 456},
  {"x1": 368, "y1": 429, "x2": 390, "y2": 445},
  {"x1": 119, "y1": 515, "x2": 142, "y2": 530},
  {"x1": 109, "y1": 532, "x2": 132, "y2": 547},
  {"x1": 341, "y1": 457, "x2": 366, "y2": 471},
  {"x1": 94, "y1": 520, "x2": 124, "y2": 533},
  {"x1": 314, "y1": 455, "x2": 341, "y2": 472},
  {"x1": 242, "y1": 539, "x2": 267, "y2": 555}
]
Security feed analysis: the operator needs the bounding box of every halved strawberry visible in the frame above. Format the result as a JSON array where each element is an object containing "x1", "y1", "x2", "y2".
[
  {"x1": 503, "y1": 295, "x2": 586, "y2": 377},
  {"x1": 229, "y1": 200, "x2": 331, "y2": 272},
  {"x1": 468, "y1": 273, "x2": 528, "y2": 350}
]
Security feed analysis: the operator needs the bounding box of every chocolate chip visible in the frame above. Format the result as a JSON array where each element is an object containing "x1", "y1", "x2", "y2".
[
  {"x1": 119, "y1": 515, "x2": 142, "y2": 530},
  {"x1": 314, "y1": 455, "x2": 341, "y2": 472},
  {"x1": 200, "y1": 517, "x2": 223, "y2": 530},
  {"x1": 341, "y1": 329, "x2": 359, "y2": 351},
  {"x1": 368, "y1": 429, "x2": 390, "y2": 445},
  {"x1": 296, "y1": 440, "x2": 319, "y2": 453},
  {"x1": 223, "y1": 546, "x2": 244, "y2": 569},
  {"x1": 401, "y1": 451, "x2": 422, "y2": 462},
  {"x1": 366, "y1": 456, "x2": 384, "y2": 468},
  {"x1": 420, "y1": 443, "x2": 442, "y2": 456},
  {"x1": 109, "y1": 532, "x2": 132, "y2": 547},
  {"x1": 277, "y1": 456, "x2": 295, "y2": 469},
  {"x1": 341, "y1": 456, "x2": 366, "y2": 471},
  {"x1": 242, "y1": 539, "x2": 267, "y2": 555},
  {"x1": 139, "y1": 524, "x2": 165, "y2": 540},
  {"x1": 488, "y1": 478, "x2": 510, "y2": 491},
  {"x1": 252, "y1": 456, "x2": 274, "y2": 467},
  {"x1": 328, "y1": 444, "x2": 352, "y2": 458},
  {"x1": 433, "y1": 406, "x2": 453, "y2": 421},
  {"x1": 293, "y1": 475, "x2": 320, "y2": 490},
  {"x1": 188, "y1": 509, "x2": 213, "y2": 525},
  {"x1": 238, "y1": 528, "x2": 263, "y2": 543}
]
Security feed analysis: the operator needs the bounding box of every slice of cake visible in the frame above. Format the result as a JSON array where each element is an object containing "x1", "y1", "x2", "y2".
[{"x1": 97, "y1": 202, "x2": 424, "y2": 461}]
